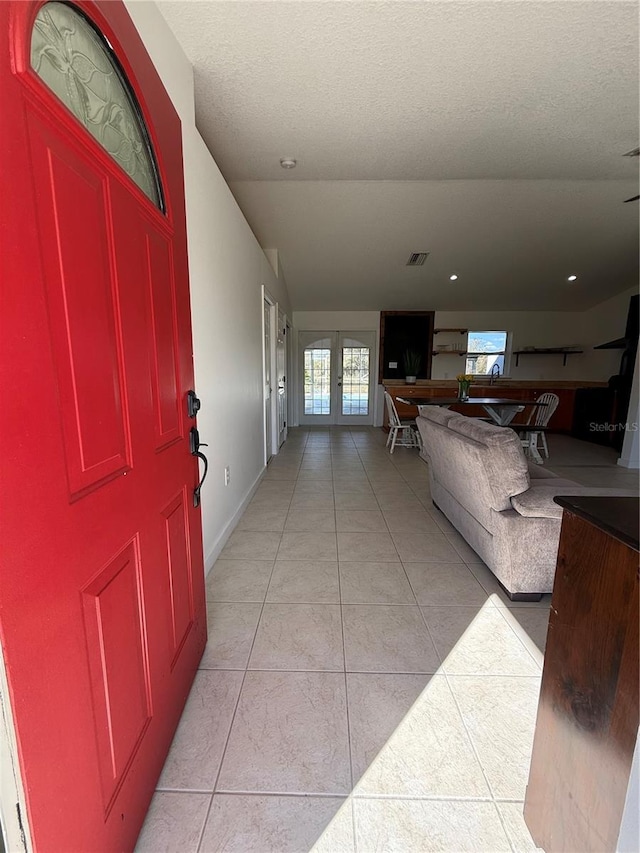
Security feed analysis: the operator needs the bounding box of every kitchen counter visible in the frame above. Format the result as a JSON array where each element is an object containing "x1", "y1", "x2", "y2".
[
  {"x1": 382, "y1": 379, "x2": 607, "y2": 389},
  {"x1": 383, "y1": 380, "x2": 606, "y2": 431}
]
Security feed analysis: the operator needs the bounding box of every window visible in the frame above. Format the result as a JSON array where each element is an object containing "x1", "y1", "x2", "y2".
[
  {"x1": 30, "y1": 2, "x2": 164, "y2": 210},
  {"x1": 465, "y1": 331, "x2": 509, "y2": 376}
]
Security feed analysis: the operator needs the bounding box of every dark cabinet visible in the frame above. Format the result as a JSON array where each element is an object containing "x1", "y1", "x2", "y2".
[
  {"x1": 378, "y1": 311, "x2": 434, "y2": 383},
  {"x1": 525, "y1": 497, "x2": 639, "y2": 852}
]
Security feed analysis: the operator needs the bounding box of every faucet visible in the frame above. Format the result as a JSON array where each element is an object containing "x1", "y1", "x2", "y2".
[{"x1": 489, "y1": 363, "x2": 501, "y2": 385}]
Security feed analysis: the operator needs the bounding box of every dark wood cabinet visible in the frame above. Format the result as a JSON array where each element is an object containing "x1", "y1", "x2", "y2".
[
  {"x1": 378, "y1": 311, "x2": 434, "y2": 383},
  {"x1": 383, "y1": 384, "x2": 577, "y2": 432},
  {"x1": 508, "y1": 388, "x2": 575, "y2": 431},
  {"x1": 524, "y1": 497, "x2": 639, "y2": 852}
]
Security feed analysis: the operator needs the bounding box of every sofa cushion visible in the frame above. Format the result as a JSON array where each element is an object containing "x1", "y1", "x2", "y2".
[
  {"x1": 445, "y1": 415, "x2": 530, "y2": 511},
  {"x1": 418, "y1": 405, "x2": 458, "y2": 427},
  {"x1": 528, "y1": 465, "x2": 558, "y2": 480}
]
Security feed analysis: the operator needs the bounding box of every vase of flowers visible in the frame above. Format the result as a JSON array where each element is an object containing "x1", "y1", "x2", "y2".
[{"x1": 456, "y1": 373, "x2": 473, "y2": 401}]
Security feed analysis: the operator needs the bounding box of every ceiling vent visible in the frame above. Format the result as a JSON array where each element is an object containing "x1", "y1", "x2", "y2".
[
  {"x1": 406, "y1": 252, "x2": 429, "y2": 266},
  {"x1": 622, "y1": 147, "x2": 640, "y2": 157}
]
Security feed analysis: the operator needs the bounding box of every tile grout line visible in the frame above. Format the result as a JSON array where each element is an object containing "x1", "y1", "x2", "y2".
[
  {"x1": 439, "y1": 664, "x2": 514, "y2": 848},
  {"x1": 332, "y1": 438, "x2": 359, "y2": 848},
  {"x1": 195, "y1": 522, "x2": 282, "y2": 852}
]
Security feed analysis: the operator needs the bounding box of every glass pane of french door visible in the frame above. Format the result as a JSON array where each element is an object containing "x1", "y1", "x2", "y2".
[
  {"x1": 341, "y1": 346, "x2": 370, "y2": 416},
  {"x1": 304, "y1": 348, "x2": 331, "y2": 414}
]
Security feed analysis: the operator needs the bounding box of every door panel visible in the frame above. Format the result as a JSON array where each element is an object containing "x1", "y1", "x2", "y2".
[
  {"x1": 336, "y1": 333, "x2": 375, "y2": 424},
  {"x1": 145, "y1": 229, "x2": 182, "y2": 450},
  {"x1": 28, "y1": 112, "x2": 132, "y2": 496},
  {"x1": 81, "y1": 537, "x2": 152, "y2": 811},
  {"x1": 300, "y1": 332, "x2": 335, "y2": 424},
  {"x1": 161, "y1": 490, "x2": 195, "y2": 665},
  {"x1": 0, "y1": 2, "x2": 206, "y2": 850}
]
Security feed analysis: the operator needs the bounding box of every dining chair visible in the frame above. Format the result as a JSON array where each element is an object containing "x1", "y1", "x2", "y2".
[
  {"x1": 384, "y1": 391, "x2": 422, "y2": 454},
  {"x1": 518, "y1": 392, "x2": 559, "y2": 460}
]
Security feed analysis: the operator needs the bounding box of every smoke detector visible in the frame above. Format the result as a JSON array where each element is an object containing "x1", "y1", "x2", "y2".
[{"x1": 280, "y1": 158, "x2": 297, "y2": 169}]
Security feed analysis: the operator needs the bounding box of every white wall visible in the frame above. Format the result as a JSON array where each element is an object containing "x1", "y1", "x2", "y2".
[
  {"x1": 580, "y1": 286, "x2": 638, "y2": 380},
  {"x1": 434, "y1": 286, "x2": 637, "y2": 380},
  {"x1": 618, "y1": 735, "x2": 640, "y2": 852},
  {"x1": 618, "y1": 348, "x2": 640, "y2": 469},
  {"x1": 294, "y1": 290, "x2": 637, "y2": 385},
  {"x1": 125, "y1": 0, "x2": 291, "y2": 570}
]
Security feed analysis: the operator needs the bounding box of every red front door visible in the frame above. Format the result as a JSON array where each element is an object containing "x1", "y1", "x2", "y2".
[{"x1": 0, "y1": 2, "x2": 207, "y2": 850}]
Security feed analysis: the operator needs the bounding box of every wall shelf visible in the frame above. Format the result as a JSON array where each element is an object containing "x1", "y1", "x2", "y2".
[
  {"x1": 434, "y1": 328, "x2": 468, "y2": 334},
  {"x1": 433, "y1": 351, "x2": 468, "y2": 356},
  {"x1": 514, "y1": 349, "x2": 583, "y2": 367}
]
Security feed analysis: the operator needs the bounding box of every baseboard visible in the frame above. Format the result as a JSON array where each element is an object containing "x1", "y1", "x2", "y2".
[
  {"x1": 617, "y1": 454, "x2": 640, "y2": 469},
  {"x1": 203, "y1": 467, "x2": 266, "y2": 576}
]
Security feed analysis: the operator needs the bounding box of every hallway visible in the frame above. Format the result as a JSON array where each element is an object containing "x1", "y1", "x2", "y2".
[{"x1": 135, "y1": 426, "x2": 559, "y2": 851}]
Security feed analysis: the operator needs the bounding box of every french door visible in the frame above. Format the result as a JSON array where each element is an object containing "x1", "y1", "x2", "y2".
[
  {"x1": 299, "y1": 331, "x2": 376, "y2": 425},
  {"x1": 0, "y1": 2, "x2": 206, "y2": 850}
]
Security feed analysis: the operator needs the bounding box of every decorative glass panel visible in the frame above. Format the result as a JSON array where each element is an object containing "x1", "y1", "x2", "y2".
[
  {"x1": 304, "y1": 348, "x2": 331, "y2": 415},
  {"x1": 31, "y1": 2, "x2": 163, "y2": 209},
  {"x1": 341, "y1": 347, "x2": 370, "y2": 415}
]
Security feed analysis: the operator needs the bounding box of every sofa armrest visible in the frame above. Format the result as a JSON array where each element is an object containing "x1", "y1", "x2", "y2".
[
  {"x1": 512, "y1": 487, "x2": 638, "y2": 519},
  {"x1": 511, "y1": 488, "x2": 565, "y2": 518}
]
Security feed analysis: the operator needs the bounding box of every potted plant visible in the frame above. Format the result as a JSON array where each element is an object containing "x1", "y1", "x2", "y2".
[{"x1": 403, "y1": 350, "x2": 422, "y2": 384}]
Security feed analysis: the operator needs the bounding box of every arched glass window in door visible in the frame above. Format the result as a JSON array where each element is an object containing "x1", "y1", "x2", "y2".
[{"x1": 30, "y1": 1, "x2": 164, "y2": 210}]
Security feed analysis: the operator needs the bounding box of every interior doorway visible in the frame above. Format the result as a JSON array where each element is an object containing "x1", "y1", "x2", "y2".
[
  {"x1": 263, "y1": 294, "x2": 274, "y2": 463},
  {"x1": 276, "y1": 309, "x2": 288, "y2": 447},
  {"x1": 298, "y1": 330, "x2": 376, "y2": 425}
]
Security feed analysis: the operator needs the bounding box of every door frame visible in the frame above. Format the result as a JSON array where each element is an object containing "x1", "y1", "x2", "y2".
[
  {"x1": 276, "y1": 307, "x2": 288, "y2": 447},
  {"x1": 262, "y1": 287, "x2": 279, "y2": 462},
  {"x1": 0, "y1": 654, "x2": 30, "y2": 853}
]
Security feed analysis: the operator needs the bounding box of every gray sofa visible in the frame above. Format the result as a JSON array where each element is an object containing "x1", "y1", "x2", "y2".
[{"x1": 416, "y1": 407, "x2": 634, "y2": 599}]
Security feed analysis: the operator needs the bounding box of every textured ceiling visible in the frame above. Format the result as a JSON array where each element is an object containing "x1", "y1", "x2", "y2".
[{"x1": 157, "y1": 0, "x2": 639, "y2": 310}]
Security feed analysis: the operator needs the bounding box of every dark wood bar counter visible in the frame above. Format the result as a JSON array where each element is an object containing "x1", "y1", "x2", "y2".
[{"x1": 524, "y1": 496, "x2": 639, "y2": 852}]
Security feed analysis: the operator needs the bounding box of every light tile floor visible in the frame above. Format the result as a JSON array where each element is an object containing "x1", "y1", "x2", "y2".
[{"x1": 136, "y1": 429, "x2": 638, "y2": 852}]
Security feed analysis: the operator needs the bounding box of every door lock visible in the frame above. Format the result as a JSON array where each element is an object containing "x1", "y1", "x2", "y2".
[{"x1": 187, "y1": 390, "x2": 201, "y2": 419}]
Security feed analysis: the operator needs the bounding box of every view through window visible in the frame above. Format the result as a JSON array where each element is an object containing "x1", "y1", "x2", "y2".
[
  {"x1": 304, "y1": 348, "x2": 331, "y2": 414},
  {"x1": 466, "y1": 331, "x2": 508, "y2": 375},
  {"x1": 341, "y1": 347, "x2": 370, "y2": 415}
]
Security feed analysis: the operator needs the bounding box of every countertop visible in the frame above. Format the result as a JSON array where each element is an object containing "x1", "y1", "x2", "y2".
[
  {"x1": 382, "y1": 380, "x2": 607, "y2": 390},
  {"x1": 554, "y1": 496, "x2": 639, "y2": 551}
]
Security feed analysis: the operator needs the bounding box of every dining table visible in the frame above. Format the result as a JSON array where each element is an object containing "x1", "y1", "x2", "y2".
[{"x1": 396, "y1": 396, "x2": 548, "y2": 427}]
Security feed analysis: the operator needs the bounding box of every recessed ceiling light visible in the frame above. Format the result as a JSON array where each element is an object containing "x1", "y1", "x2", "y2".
[
  {"x1": 280, "y1": 157, "x2": 297, "y2": 169},
  {"x1": 449, "y1": 274, "x2": 458, "y2": 281},
  {"x1": 567, "y1": 274, "x2": 577, "y2": 281}
]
